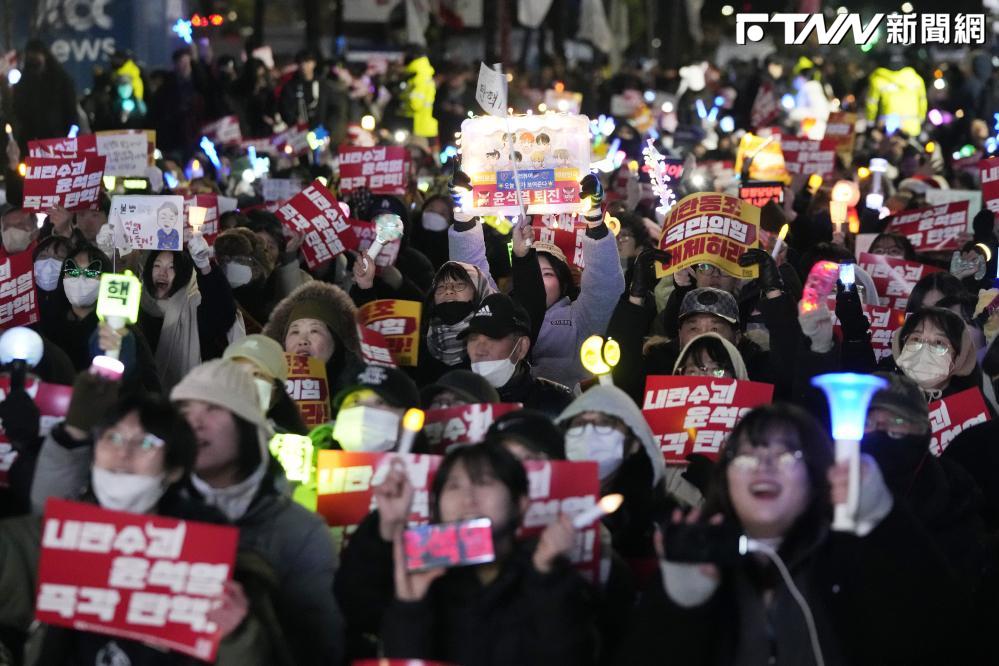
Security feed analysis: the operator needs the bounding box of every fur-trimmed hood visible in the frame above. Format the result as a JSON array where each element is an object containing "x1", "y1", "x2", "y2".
[{"x1": 262, "y1": 281, "x2": 360, "y2": 355}]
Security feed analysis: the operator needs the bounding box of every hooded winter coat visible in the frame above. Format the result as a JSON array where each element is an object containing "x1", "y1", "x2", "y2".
[{"x1": 672, "y1": 332, "x2": 750, "y2": 379}]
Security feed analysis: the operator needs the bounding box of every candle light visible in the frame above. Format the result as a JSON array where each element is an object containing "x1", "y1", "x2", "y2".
[
  {"x1": 397, "y1": 408, "x2": 425, "y2": 455},
  {"x1": 770, "y1": 223, "x2": 789, "y2": 260},
  {"x1": 572, "y1": 494, "x2": 624, "y2": 529}
]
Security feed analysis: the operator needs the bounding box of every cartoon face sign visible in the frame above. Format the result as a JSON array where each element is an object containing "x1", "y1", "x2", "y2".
[
  {"x1": 485, "y1": 149, "x2": 502, "y2": 165},
  {"x1": 157, "y1": 203, "x2": 179, "y2": 230},
  {"x1": 530, "y1": 151, "x2": 546, "y2": 168},
  {"x1": 535, "y1": 132, "x2": 552, "y2": 154},
  {"x1": 553, "y1": 148, "x2": 571, "y2": 167}
]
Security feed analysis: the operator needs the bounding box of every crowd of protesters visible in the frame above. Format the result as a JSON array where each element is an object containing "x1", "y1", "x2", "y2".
[{"x1": 0, "y1": 24, "x2": 997, "y2": 666}]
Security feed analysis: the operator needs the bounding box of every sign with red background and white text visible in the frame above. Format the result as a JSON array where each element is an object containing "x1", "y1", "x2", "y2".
[
  {"x1": 276, "y1": 180, "x2": 357, "y2": 269},
  {"x1": 35, "y1": 499, "x2": 238, "y2": 661},
  {"x1": 826, "y1": 298, "x2": 907, "y2": 362},
  {"x1": 0, "y1": 247, "x2": 39, "y2": 329},
  {"x1": 284, "y1": 353, "x2": 331, "y2": 427},
  {"x1": 642, "y1": 376, "x2": 774, "y2": 464},
  {"x1": 358, "y1": 299, "x2": 421, "y2": 367},
  {"x1": 778, "y1": 136, "x2": 837, "y2": 176},
  {"x1": 23, "y1": 155, "x2": 105, "y2": 212},
  {"x1": 338, "y1": 145, "x2": 410, "y2": 196},
  {"x1": 978, "y1": 158, "x2": 999, "y2": 215},
  {"x1": 928, "y1": 388, "x2": 990, "y2": 456},
  {"x1": 423, "y1": 403, "x2": 522, "y2": 454},
  {"x1": 886, "y1": 201, "x2": 969, "y2": 252},
  {"x1": 857, "y1": 252, "x2": 941, "y2": 311}
]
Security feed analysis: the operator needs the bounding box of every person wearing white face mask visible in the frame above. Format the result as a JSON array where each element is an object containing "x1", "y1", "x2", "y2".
[
  {"x1": 886, "y1": 306, "x2": 999, "y2": 414},
  {"x1": 459, "y1": 293, "x2": 572, "y2": 419},
  {"x1": 31, "y1": 234, "x2": 73, "y2": 314},
  {"x1": 38, "y1": 242, "x2": 162, "y2": 393},
  {"x1": 556, "y1": 384, "x2": 702, "y2": 560},
  {"x1": 0, "y1": 207, "x2": 40, "y2": 255},
  {"x1": 331, "y1": 364, "x2": 422, "y2": 453}
]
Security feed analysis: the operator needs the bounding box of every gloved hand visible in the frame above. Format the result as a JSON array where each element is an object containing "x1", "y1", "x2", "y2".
[
  {"x1": 798, "y1": 304, "x2": 834, "y2": 354},
  {"x1": 188, "y1": 233, "x2": 212, "y2": 271},
  {"x1": 448, "y1": 164, "x2": 474, "y2": 223},
  {"x1": 0, "y1": 386, "x2": 40, "y2": 444},
  {"x1": 65, "y1": 372, "x2": 120, "y2": 433},
  {"x1": 630, "y1": 248, "x2": 672, "y2": 299},
  {"x1": 835, "y1": 282, "x2": 870, "y2": 341},
  {"x1": 95, "y1": 224, "x2": 115, "y2": 257},
  {"x1": 738, "y1": 248, "x2": 782, "y2": 294},
  {"x1": 580, "y1": 173, "x2": 605, "y2": 221}
]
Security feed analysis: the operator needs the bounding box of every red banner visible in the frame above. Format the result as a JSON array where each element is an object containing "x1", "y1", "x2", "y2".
[
  {"x1": 357, "y1": 299, "x2": 421, "y2": 366},
  {"x1": 826, "y1": 298, "x2": 906, "y2": 363},
  {"x1": 928, "y1": 388, "x2": 990, "y2": 456},
  {"x1": 979, "y1": 158, "x2": 999, "y2": 216},
  {"x1": 182, "y1": 194, "x2": 223, "y2": 246},
  {"x1": 35, "y1": 499, "x2": 238, "y2": 661},
  {"x1": 423, "y1": 403, "x2": 522, "y2": 453},
  {"x1": 642, "y1": 376, "x2": 774, "y2": 464},
  {"x1": 338, "y1": 145, "x2": 410, "y2": 196},
  {"x1": 0, "y1": 247, "x2": 39, "y2": 328},
  {"x1": 200, "y1": 116, "x2": 242, "y2": 146},
  {"x1": 857, "y1": 252, "x2": 941, "y2": 311},
  {"x1": 316, "y1": 451, "x2": 443, "y2": 552},
  {"x1": 356, "y1": 322, "x2": 396, "y2": 367},
  {"x1": 0, "y1": 376, "x2": 72, "y2": 487},
  {"x1": 886, "y1": 201, "x2": 969, "y2": 252},
  {"x1": 276, "y1": 180, "x2": 357, "y2": 269},
  {"x1": 531, "y1": 218, "x2": 588, "y2": 269},
  {"x1": 778, "y1": 136, "x2": 837, "y2": 176},
  {"x1": 738, "y1": 181, "x2": 784, "y2": 208},
  {"x1": 284, "y1": 353, "x2": 331, "y2": 427},
  {"x1": 23, "y1": 155, "x2": 106, "y2": 212},
  {"x1": 28, "y1": 135, "x2": 98, "y2": 158}
]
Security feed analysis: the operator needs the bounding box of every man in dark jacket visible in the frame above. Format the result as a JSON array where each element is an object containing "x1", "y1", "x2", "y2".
[
  {"x1": 279, "y1": 49, "x2": 348, "y2": 143},
  {"x1": 459, "y1": 293, "x2": 572, "y2": 418},
  {"x1": 11, "y1": 40, "x2": 77, "y2": 149}
]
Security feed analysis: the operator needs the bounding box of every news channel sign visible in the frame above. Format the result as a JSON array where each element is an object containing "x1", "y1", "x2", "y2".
[
  {"x1": 735, "y1": 11, "x2": 987, "y2": 47},
  {"x1": 9, "y1": 0, "x2": 184, "y2": 91}
]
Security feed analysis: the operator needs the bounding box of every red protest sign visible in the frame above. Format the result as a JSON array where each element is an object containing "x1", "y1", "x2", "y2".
[
  {"x1": 23, "y1": 154, "x2": 106, "y2": 212},
  {"x1": 857, "y1": 252, "x2": 941, "y2": 311},
  {"x1": 28, "y1": 135, "x2": 98, "y2": 158},
  {"x1": 338, "y1": 145, "x2": 410, "y2": 196},
  {"x1": 738, "y1": 181, "x2": 784, "y2": 208},
  {"x1": 284, "y1": 353, "x2": 331, "y2": 427},
  {"x1": 0, "y1": 376, "x2": 72, "y2": 487},
  {"x1": 656, "y1": 192, "x2": 761, "y2": 279},
  {"x1": 357, "y1": 299, "x2": 422, "y2": 366},
  {"x1": 276, "y1": 180, "x2": 357, "y2": 269},
  {"x1": 0, "y1": 247, "x2": 39, "y2": 328},
  {"x1": 979, "y1": 158, "x2": 999, "y2": 216},
  {"x1": 35, "y1": 498, "x2": 238, "y2": 661},
  {"x1": 826, "y1": 298, "x2": 906, "y2": 363},
  {"x1": 520, "y1": 459, "x2": 602, "y2": 583},
  {"x1": 642, "y1": 375, "x2": 774, "y2": 464},
  {"x1": 423, "y1": 403, "x2": 522, "y2": 454},
  {"x1": 271, "y1": 123, "x2": 311, "y2": 157},
  {"x1": 928, "y1": 388, "x2": 991, "y2": 456},
  {"x1": 779, "y1": 136, "x2": 837, "y2": 176},
  {"x1": 531, "y1": 217, "x2": 588, "y2": 269},
  {"x1": 356, "y1": 322, "x2": 396, "y2": 367},
  {"x1": 316, "y1": 451, "x2": 443, "y2": 552},
  {"x1": 200, "y1": 115, "x2": 242, "y2": 146},
  {"x1": 886, "y1": 201, "x2": 969, "y2": 252},
  {"x1": 182, "y1": 194, "x2": 222, "y2": 246}
]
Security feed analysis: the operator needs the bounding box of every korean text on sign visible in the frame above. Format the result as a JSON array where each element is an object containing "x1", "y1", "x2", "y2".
[
  {"x1": 656, "y1": 192, "x2": 761, "y2": 279},
  {"x1": 642, "y1": 375, "x2": 774, "y2": 464},
  {"x1": 423, "y1": 403, "x2": 522, "y2": 454},
  {"x1": 358, "y1": 299, "x2": 422, "y2": 367},
  {"x1": 356, "y1": 322, "x2": 396, "y2": 368},
  {"x1": 857, "y1": 252, "x2": 940, "y2": 311},
  {"x1": 778, "y1": 136, "x2": 837, "y2": 176},
  {"x1": 0, "y1": 248, "x2": 39, "y2": 329},
  {"x1": 284, "y1": 353, "x2": 331, "y2": 427},
  {"x1": 35, "y1": 499, "x2": 238, "y2": 661},
  {"x1": 886, "y1": 201, "x2": 969, "y2": 252},
  {"x1": 532, "y1": 217, "x2": 589, "y2": 269},
  {"x1": 826, "y1": 298, "x2": 906, "y2": 363},
  {"x1": 338, "y1": 146, "x2": 410, "y2": 197},
  {"x1": 276, "y1": 179, "x2": 357, "y2": 269},
  {"x1": 23, "y1": 155, "x2": 106, "y2": 212},
  {"x1": 927, "y1": 388, "x2": 991, "y2": 456},
  {"x1": 979, "y1": 158, "x2": 999, "y2": 216}
]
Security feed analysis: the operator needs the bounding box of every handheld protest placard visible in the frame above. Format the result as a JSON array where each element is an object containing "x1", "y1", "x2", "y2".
[
  {"x1": 96, "y1": 271, "x2": 142, "y2": 360},
  {"x1": 580, "y1": 335, "x2": 620, "y2": 386},
  {"x1": 812, "y1": 373, "x2": 887, "y2": 533}
]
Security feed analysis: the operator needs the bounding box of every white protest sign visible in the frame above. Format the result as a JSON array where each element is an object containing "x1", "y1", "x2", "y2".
[
  {"x1": 476, "y1": 62, "x2": 508, "y2": 117},
  {"x1": 925, "y1": 188, "x2": 982, "y2": 226},
  {"x1": 262, "y1": 178, "x2": 303, "y2": 202},
  {"x1": 110, "y1": 195, "x2": 186, "y2": 251},
  {"x1": 95, "y1": 133, "x2": 150, "y2": 177}
]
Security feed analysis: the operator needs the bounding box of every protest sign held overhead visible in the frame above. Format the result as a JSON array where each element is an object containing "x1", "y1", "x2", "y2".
[
  {"x1": 199, "y1": 115, "x2": 243, "y2": 146},
  {"x1": 35, "y1": 499, "x2": 238, "y2": 661},
  {"x1": 475, "y1": 62, "x2": 508, "y2": 117},
  {"x1": 656, "y1": 192, "x2": 761, "y2": 279},
  {"x1": 857, "y1": 252, "x2": 941, "y2": 311},
  {"x1": 779, "y1": 136, "x2": 837, "y2": 176},
  {"x1": 979, "y1": 158, "x2": 999, "y2": 215},
  {"x1": 23, "y1": 155, "x2": 105, "y2": 212},
  {"x1": 95, "y1": 132, "x2": 151, "y2": 177},
  {"x1": 642, "y1": 375, "x2": 774, "y2": 464},
  {"x1": 826, "y1": 298, "x2": 906, "y2": 363},
  {"x1": 928, "y1": 388, "x2": 991, "y2": 456},
  {"x1": 109, "y1": 195, "x2": 186, "y2": 251},
  {"x1": 886, "y1": 201, "x2": 969, "y2": 252},
  {"x1": 276, "y1": 180, "x2": 357, "y2": 269},
  {"x1": 338, "y1": 145, "x2": 410, "y2": 196},
  {"x1": 358, "y1": 299, "x2": 422, "y2": 366},
  {"x1": 734, "y1": 133, "x2": 788, "y2": 183},
  {"x1": 423, "y1": 403, "x2": 522, "y2": 454},
  {"x1": 738, "y1": 181, "x2": 784, "y2": 208},
  {"x1": 356, "y1": 322, "x2": 396, "y2": 367},
  {"x1": 0, "y1": 248, "x2": 39, "y2": 329},
  {"x1": 459, "y1": 113, "x2": 591, "y2": 215}
]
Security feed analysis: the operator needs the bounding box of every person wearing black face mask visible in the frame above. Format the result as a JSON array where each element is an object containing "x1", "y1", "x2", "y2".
[{"x1": 862, "y1": 373, "x2": 990, "y2": 610}]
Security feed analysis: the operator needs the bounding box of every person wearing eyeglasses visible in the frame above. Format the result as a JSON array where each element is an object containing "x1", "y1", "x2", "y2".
[
  {"x1": 619, "y1": 403, "x2": 971, "y2": 666},
  {"x1": 38, "y1": 241, "x2": 161, "y2": 394},
  {"x1": 883, "y1": 307, "x2": 999, "y2": 415},
  {"x1": 672, "y1": 332, "x2": 747, "y2": 380}
]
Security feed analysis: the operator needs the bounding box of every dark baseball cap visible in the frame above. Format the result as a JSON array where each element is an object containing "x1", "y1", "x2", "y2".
[
  {"x1": 421, "y1": 369, "x2": 501, "y2": 407},
  {"x1": 457, "y1": 293, "x2": 531, "y2": 340},
  {"x1": 334, "y1": 364, "x2": 421, "y2": 411},
  {"x1": 679, "y1": 288, "x2": 739, "y2": 325}
]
